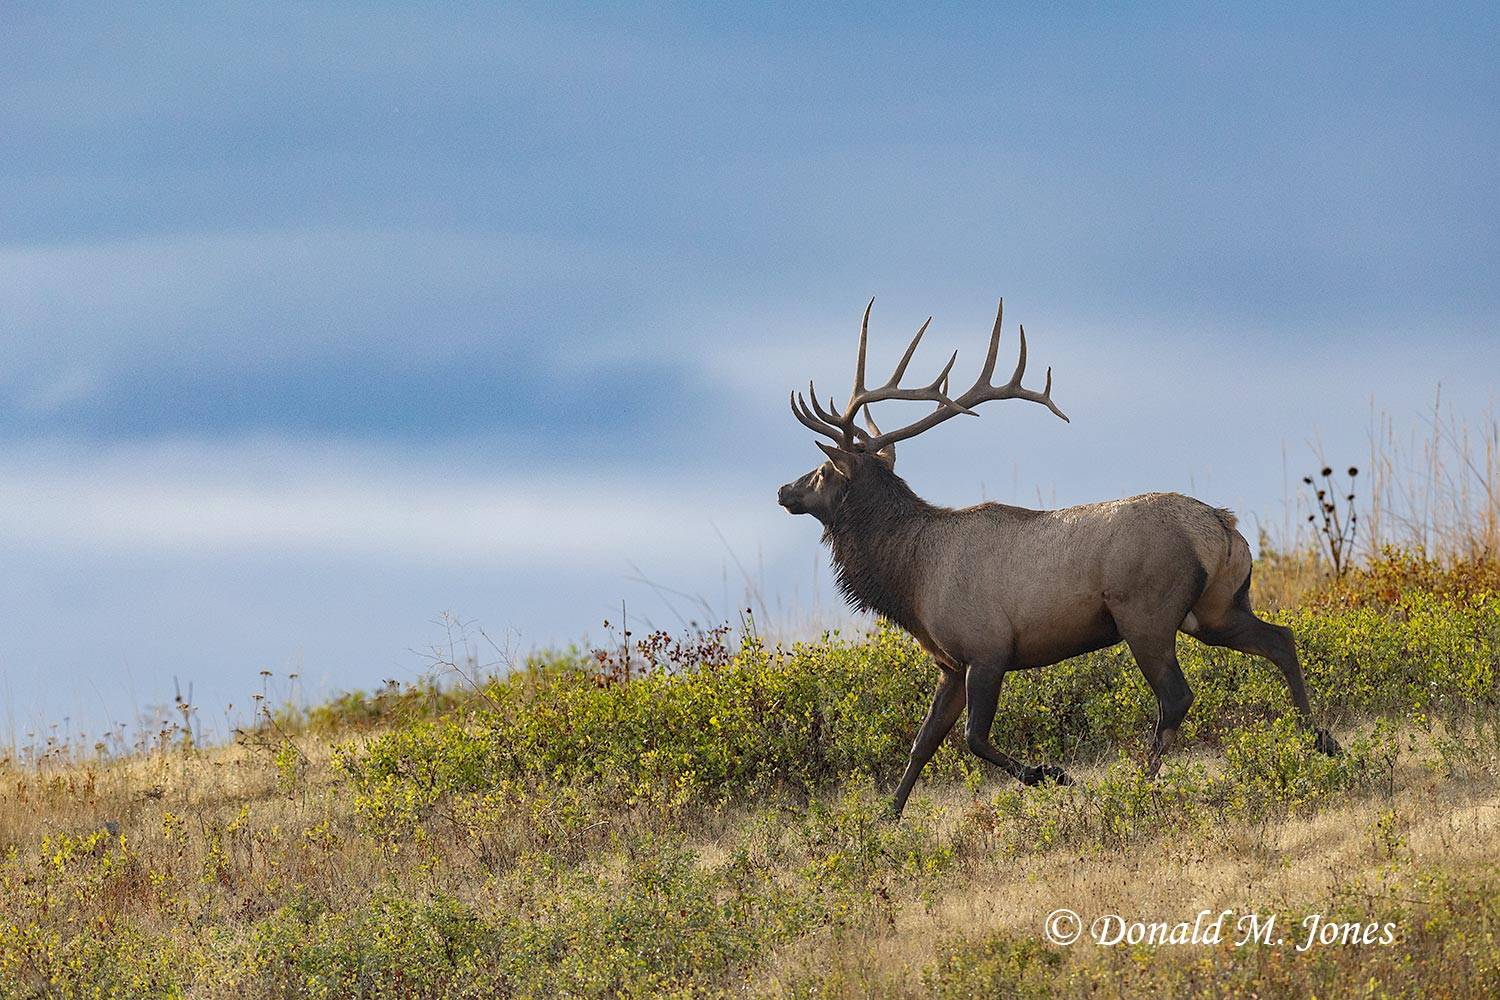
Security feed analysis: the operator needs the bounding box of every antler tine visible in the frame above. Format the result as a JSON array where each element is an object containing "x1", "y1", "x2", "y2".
[
  {"x1": 1017, "y1": 365, "x2": 1069, "y2": 422},
  {"x1": 853, "y1": 297, "x2": 874, "y2": 397},
  {"x1": 976, "y1": 298, "x2": 1003, "y2": 385},
  {"x1": 839, "y1": 319, "x2": 972, "y2": 423},
  {"x1": 1047, "y1": 369, "x2": 1068, "y2": 419},
  {"x1": 856, "y1": 299, "x2": 1068, "y2": 453},
  {"x1": 1006, "y1": 323, "x2": 1028, "y2": 387},
  {"x1": 925, "y1": 350, "x2": 976, "y2": 415},
  {"x1": 976, "y1": 323, "x2": 1069, "y2": 422},
  {"x1": 887, "y1": 317, "x2": 932, "y2": 388},
  {"x1": 807, "y1": 382, "x2": 842, "y2": 427},
  {"x1": 792, "y1": 391, "x2": 845, "y2": 442}
]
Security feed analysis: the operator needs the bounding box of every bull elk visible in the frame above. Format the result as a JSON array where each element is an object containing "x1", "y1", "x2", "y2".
[{"x1": 778, "y1": 298, "x2": 1341, "y2": 816}]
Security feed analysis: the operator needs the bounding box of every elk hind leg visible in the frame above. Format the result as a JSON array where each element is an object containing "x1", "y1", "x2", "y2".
[
  {"x1": 1194, "y1": 605, "x2": 1341, "y2": 756},
  {"x1": 1109, "y1": 563, "x2": 1202, "y2": 777},
  {"x1": 1120, "y1": 631, "x2": 1195, "y2": 777}
]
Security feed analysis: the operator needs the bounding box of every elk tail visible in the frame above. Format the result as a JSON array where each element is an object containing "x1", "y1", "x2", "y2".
[
  {"x1": 1212, "y1": 507, "x2": 1239, "y2": 533},
  {"x1": 1212, "y1": 506, "x2": 1247, "y2": 594}
]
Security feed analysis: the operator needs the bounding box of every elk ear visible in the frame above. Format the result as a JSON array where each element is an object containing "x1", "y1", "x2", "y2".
[
  {"x1": 816, "y1": 441, "x2": 857, "y2": 479},
  {"x1": 860, "y1": 406, "x2": 895, "y2": 469}
]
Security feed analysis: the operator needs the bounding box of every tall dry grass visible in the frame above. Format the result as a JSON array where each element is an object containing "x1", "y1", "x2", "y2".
[
  {"x1": 1364, "y1": 391, "x2": 1499, "y2": 563},
  {"x1": 1256, "y1": 395, "x2": 1499, "y2": 608}
]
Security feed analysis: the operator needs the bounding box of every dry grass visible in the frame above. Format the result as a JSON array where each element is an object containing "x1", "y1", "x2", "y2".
[
  {"x1": 1364, "y1": 396, "x2": 1500, "y2": 563},
  {"x1": 1259, "y1": 401, "x2": 1500, "y2": 609},
  {"x1": 2, "y1": 714, "x2": 1495, "y2": 997},
  {"x1": 755, "y1": 736, "x2": 1499, "y2": 997}
]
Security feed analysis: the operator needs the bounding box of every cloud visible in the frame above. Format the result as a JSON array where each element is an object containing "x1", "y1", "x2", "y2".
[
  {"x1": 13, "y1": 368, "x2": 104, "y2": 416},
  {"x1": 0, "y1": 226, "x2": 716, "y2": 442},
  {"x1": 0, "y1": 228, "x2": 643, "y2": 368},
  {"x1": 0, "y1": 439, "x2": 794, "y2": 568},
  {"x1": 0, "y1": 436, "x2": 833, "y2": 738}
]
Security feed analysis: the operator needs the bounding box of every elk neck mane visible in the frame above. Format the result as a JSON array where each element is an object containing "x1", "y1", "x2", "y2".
[{"x1": 823, "y1": 462, "x2": 940, "y2": 632}]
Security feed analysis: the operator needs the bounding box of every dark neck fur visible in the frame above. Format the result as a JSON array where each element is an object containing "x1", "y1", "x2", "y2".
[{"x1": 823, "y1": 463, "x2": 938, "y2": 631}]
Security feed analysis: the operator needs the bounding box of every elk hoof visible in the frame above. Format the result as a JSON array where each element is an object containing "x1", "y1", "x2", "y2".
[
  {"x1": 1025, "y1": 764, "x2": 1072, "y2": 786},
  {"x1": 1314, "y1": 728, "x2": 1343, "y2": 757},
  {"x1": 1041, "y1": 765, "x2": 1073, "y2": 786}
]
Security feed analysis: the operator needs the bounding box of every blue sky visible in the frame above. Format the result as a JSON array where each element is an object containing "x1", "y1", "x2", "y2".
[{"x1": 3, "y1": 4, "x2": 1498, "y2": 741}]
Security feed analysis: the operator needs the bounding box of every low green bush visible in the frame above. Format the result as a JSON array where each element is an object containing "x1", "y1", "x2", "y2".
[
  {"x1": 972, "y1": 717, "x2": 1396, "y2": 856},
  {"x1": 922, "y1": 932, "x2": 1062, "y2": 1000},
  {"x1": 340, "y1": 591, "x2": 1497, "y2": 826}
]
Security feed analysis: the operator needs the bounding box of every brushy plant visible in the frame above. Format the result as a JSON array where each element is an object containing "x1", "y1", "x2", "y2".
[
  {"x1": 1318, "y1": 546, "x2": 1500, "y2": 608},
  {"x1": 922, "y1": 931, "x2": 1062, "y2": 1000},
  {"x1": 338, "y1": 590, "x2": 1496, "y2": 836},
  {"x1": 967, "y1": 719, "x2": 1394, "y2": 857}
]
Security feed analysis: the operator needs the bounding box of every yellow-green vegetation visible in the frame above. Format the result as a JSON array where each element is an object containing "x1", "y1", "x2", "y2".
[{"x1": 1, "y1": 553, "x2": 1497, "y2": 998}]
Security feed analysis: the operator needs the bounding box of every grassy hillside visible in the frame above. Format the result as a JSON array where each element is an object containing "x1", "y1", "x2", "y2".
[{"x1": 2, "y1": 553, "x2": 1497, "y2": 998}]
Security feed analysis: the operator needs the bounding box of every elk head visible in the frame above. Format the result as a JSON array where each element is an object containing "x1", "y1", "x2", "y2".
[{"x1": 777, "y1": 298, "x2": 1068, "y2": 525}]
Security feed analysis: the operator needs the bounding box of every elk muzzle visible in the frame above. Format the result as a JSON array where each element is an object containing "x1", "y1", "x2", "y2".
[{"x1": 777, "y1": 481, "x2": 808, "y2": 514}]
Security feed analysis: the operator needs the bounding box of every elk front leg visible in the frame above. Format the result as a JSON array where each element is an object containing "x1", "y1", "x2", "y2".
[
  {"x1": 964, "y1": 661, "x2": 1071, "y2": 787},
  {"x1": 889, "y1": 666, "x2": 966, "y2": 816}
]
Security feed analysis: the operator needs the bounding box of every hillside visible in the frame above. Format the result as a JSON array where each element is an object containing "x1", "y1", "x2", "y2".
[{"x1": 2, "y1": 554, "x2": 1497, "y2": 998}]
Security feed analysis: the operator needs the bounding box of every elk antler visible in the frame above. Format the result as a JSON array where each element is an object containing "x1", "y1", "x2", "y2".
[
  {"x1": 789, "y1": 298, "x2": 1067, "y2": 454},
  {"x1": 791, "y1": 298, "x2": 973, "y2": 449}
]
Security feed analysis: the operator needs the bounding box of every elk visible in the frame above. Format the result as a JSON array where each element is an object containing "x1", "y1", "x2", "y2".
[{"x1": 778, "y1": 298, "x2": 1341, "y2": 816}]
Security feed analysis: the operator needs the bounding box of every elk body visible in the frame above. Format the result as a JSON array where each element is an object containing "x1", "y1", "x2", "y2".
[{"x1": 778, "y1": 299, "x2": 1341, "y2": 816}]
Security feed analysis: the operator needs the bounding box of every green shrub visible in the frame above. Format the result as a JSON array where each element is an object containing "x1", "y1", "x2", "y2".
[
  {"x1": 923, "y1": 931, "x2": 1062, "y2": 1000},
  {"x1": 341, "y1": 591, "x2": 1496, "y2": 829},
  {"x1": 971, "y1": 720, "x2": 1395, "y2": 856},
  {"x1": 238, "y1": 892, "x2": 494, "y2": 999}
]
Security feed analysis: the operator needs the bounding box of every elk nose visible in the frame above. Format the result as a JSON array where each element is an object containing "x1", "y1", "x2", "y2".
[{"x1": 777, "y1": 484, "x2": 793, "y2": 506}]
